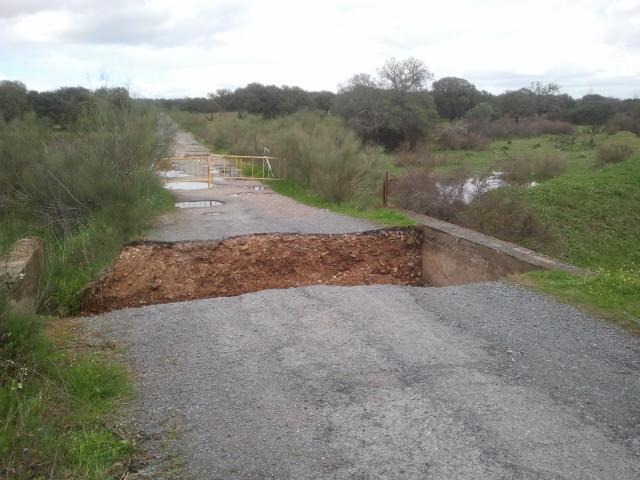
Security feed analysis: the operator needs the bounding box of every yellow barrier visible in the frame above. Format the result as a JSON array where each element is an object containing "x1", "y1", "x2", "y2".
[{"x1": 156, "y1": 155, "x2": 286, "y2": 188}]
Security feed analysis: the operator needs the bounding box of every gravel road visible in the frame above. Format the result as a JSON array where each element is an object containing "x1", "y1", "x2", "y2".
[
  {"x1": 85, "y1": 129, "x2": 640, "y2": 478},
  {"x1": 93, "y1": 283, "x2": 640, "y2": 479},
  {"x1": 146, "y1": 183, "x2": 376, "y2": 242}
]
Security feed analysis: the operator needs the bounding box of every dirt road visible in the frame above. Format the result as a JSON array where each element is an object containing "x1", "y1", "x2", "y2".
[{"x1": 87, "y1": 130, "x2": 640, "y2": 479}]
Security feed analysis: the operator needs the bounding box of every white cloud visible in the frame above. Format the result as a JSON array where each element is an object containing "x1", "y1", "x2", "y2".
[{"x1": 0, "y1": 0, "x2": 638, "y2": 98}]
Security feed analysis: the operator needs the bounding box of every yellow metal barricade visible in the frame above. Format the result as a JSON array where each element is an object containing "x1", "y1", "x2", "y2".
[{"x1": 156, "y1": 155, "x2": 285, "y2": 188}]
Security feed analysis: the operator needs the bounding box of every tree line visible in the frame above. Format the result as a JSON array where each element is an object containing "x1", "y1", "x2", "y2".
[
  {"x1": 0, "y1": 82, "x2": 132, "y2": 128},
  {"x1": 2, "y1": 58, "x2": 640, "y2": 149},
  {"x1": 154, "y1": 58, "x2": 640, "y2": 150}
]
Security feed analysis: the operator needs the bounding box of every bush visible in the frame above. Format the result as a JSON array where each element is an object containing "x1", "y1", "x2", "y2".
[
  {"x1": 1, "y1": 96, "x2": 174, "y2": 313},
  {"x1": 172, "y1": 111, "x2": 384, "y2": 205},
  {"x1": 500, "y1": 155, "x2": 567, "y2": 184},
  {"x1": 596, "y1": 144, "x2": 634, "y2": 164},
  {"x1": 391, "y1": 168, "x2": 469, "y2": 221},
  {"x1": 457, "y1": 189, "x2": 560, "y2": 252},
  {"x1": 606, "y1": 113, "x2": 640, "y2": 135},
  {"x1": 482, "y1": 117, "x2": 574, "y2": 139},
  {"x1": 435, "y1": 122, "x2": 489, "y2": 150}
]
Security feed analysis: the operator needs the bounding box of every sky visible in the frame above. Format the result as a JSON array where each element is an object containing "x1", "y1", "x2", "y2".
[{"x1": 0, "y1": 0, "x2": 639, "y2": 99}]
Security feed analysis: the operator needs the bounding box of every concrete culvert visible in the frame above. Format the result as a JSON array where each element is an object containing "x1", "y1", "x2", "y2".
[{"x1": 82, "y1": 228, "x2": 423, "y2": 314}]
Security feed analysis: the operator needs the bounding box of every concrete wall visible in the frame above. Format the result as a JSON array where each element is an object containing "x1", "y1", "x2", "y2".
[
  {"x1": 403, "y1": 212, "x2": 588, "y2": 286},
  {"x1": 0, "y1": 238, "x2": 45, "y2": 313}
]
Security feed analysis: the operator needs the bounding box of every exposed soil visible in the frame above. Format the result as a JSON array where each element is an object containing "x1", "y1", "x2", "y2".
[{"x1": 82, "y1": 228, "x2": 423, "y2": 314}]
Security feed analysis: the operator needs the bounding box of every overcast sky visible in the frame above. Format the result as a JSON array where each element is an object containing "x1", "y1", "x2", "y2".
[{"x1": 1, "y1": 0, "x2": 638, "y2": 99}]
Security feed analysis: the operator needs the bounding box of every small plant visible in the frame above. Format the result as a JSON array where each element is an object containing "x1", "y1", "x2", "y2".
[{"x1": 596, "y1": 144, "x2": 634, "y2": 164}]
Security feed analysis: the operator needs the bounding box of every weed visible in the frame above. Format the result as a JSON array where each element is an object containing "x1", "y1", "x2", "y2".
[
  {"x1": 596, "y1": 143, "x2": 634, "y2": 164},
  {"x1": 0, "y1": 302, "x2": 136, "y2": 478}
]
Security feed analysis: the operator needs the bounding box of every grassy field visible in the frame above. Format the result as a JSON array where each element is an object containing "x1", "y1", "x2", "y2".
[
  {"x1": 518, "y1": 156, "x2": 640, "y2": 330},
  {"x1": 390, "y1": 128, "x2": 640, "y2": 330},
  {"x1": 433, "y1": 130, "x2": 640, "y2": 176}
]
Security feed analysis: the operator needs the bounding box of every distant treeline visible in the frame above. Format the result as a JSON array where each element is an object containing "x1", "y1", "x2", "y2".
[
  {"x1": 2, "y1": 57, "x2": 639, "y2": 150},
  {"x1": 153, "y1": 58, "x2": 640, "y2": 150},
  {"x1": 0, "y1": 82, "x2": 132, "y2": 128}
]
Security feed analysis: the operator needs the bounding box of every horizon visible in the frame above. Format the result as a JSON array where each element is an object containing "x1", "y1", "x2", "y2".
[{"x1": 1, "y1": 1, "x2": 639, "y2": 99}]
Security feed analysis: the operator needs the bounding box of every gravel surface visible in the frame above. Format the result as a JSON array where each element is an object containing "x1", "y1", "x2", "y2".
[
  {"x1": 91, "y1": 283, "x2": 640, "y2": 479},
  {"x1": 147, "y1": 183, "x2": 377, "y2": 241},
  {"x1": 86, "y1": 129, "x2": 640, "y2": 478}
]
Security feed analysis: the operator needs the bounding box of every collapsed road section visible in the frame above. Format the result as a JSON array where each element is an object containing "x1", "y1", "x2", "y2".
[{"x1": 82, "y1": 228, "x2": 423, "y2": 314}]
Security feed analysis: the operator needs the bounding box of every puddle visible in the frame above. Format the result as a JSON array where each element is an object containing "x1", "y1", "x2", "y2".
[
  {"x1": 230, "y1": 192, "x2": 253, "y2": 197},
  {"x1": 175, "y1": 200, "x2": 224, "y2": 208},
  {"x1": 202, "y1": 212, "x2": 222, "y2": 216},
  {"x1": 158, "y1": 170, "x2": 190, "y2": 178},
  {"x1": 165, "y1": 182, "x2": 210, "y2": 190}
]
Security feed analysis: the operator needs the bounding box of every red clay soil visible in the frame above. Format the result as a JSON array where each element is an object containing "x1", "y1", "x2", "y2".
[{"x1": 82, "y1": 228, "x2": 423, "y2": 314}]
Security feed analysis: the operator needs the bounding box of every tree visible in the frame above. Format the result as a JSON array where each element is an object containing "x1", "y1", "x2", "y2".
[
  {"x1": 498, "y1": 89, "x2": 536, "y2": 123},
  {"x1": 340, "y1": 73, "x2": 379, "y2": 91},
  {"x1": 431, "y1": 77, "x2": 480, "y2": 120},
  {"x1": 311, "y1": 91, "x2": 335, "y2": 113},
  {"x1": 465, "y1": 102, "x2": 495, "y2": 124},
  {"x1": 572, "y1": 94, "x2": 617, "y2": 144},
  {"x1": 529, "y1": 81, "x2": 560, "y2": 97},
  {"x1": 377, "y1": 57, "x2": 433, "y2": 94},
  {"x1": 0, "y1": 80, "x2": 30, "y2": 121},
  {"x1": 333, "y1": 83, "x2": 438, "y2": 150},
  {"x1": 28, "y1": 87, "x2": 93, "y2": 127}
]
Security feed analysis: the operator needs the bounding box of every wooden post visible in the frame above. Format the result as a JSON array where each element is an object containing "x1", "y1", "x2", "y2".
[{"x1": 207, "y1": 157, "x2": 212, "y2": 188}]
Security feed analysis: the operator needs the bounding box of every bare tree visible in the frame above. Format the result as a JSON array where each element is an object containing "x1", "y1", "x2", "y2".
[{"x1": 377, "y1": 57, "x2": 433, "y2": 94}]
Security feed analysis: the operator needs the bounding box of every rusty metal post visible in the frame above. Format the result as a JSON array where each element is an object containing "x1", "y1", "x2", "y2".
[{"x1": 383, "y1": 171, "x2": 389, "y2": 207}]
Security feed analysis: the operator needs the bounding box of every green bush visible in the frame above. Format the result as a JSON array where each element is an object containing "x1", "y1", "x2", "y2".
[
  {"x1": 172, "y1": 111, "x2": 384, "y2": 205},
  {"x1": 1, "y1": 98, "x2": 174, "y2": 313}
]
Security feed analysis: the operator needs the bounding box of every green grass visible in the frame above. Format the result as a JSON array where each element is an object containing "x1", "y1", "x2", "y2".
[
  {"x1": 522, "y1": 268, "x2": 640, "y2": 333},
  {"x1": 1, "y1": 187, "x2": 174, "y2": 315},
  {"x1": 518, "y1": 155, "x2": 640, "y2": 330},
  {"x1": 267, "y1": 179, "x2": 415, "y2": 227},
  {"x1": 0, "y1": 308, "x2": 135, "y2": 479},
  {"x1": 432, "y1": 131, "x2": 640, "y2": 176}
]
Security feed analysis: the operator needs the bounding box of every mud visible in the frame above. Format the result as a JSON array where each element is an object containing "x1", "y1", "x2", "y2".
[{"x1": 82, "y1": 228, "x2": 423, "y2": 314}]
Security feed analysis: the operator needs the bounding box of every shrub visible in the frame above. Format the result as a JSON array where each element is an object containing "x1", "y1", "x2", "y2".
[
  {"x1": 500, "y1": 155, "x2": 566, "y2": 184},
  {"x1": 172, "y1": 111, "x2": 384, "y2": 205},
  {"x1": 1, "y1": 96, "x2": 173, "y2": 313},
  {"x1": 457, "y1": 189, "x2": 560, "y2": 252},
  {"x1": 482, "y1": 117, "x2": 574, "y2": 139},
  {"x1": 435, "y1": 122, "x2": 489, "y2": 150},
  {"x1": 606, "y1": 113, "x2": 640, "y2": 134},
  {"x1": 391, "y1": 168, "x2": 469, "y2": 221},
  {"x1": 596, "y1": 144, "x2": 634, "y2": 164}
]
